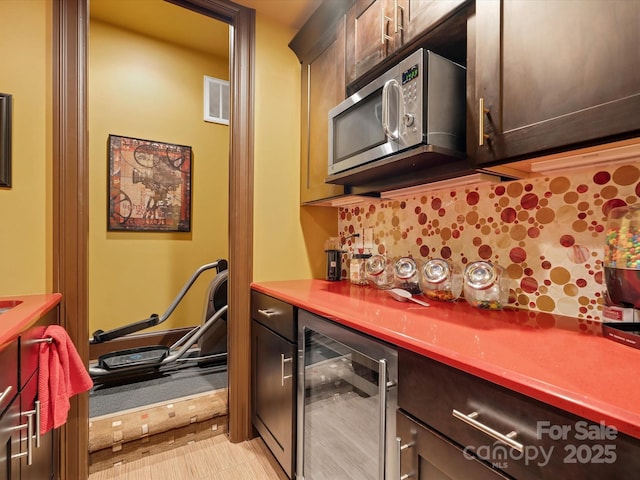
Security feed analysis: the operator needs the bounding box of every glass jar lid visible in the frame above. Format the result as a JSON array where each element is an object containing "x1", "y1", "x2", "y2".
[
  {"x1": 395, "y1": 257, "x2": 417, "y2": 279},
  {"x1": 366, "y1": 255, "x2": 386, "y2": 276},
  {"x1": 465, "y1": 261, "x2": 496, "y2": 290},
  {"x1": 423, "y1": 259, "x2": 450, "y2": 284}
]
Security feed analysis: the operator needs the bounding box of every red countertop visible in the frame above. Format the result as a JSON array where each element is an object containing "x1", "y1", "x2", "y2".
[
  {"x1": 0, "y1": 293, "x2": 62, "y2": 349},
  {"x1": 252, "y1": 279, "x2": 640, "y2": 440}
]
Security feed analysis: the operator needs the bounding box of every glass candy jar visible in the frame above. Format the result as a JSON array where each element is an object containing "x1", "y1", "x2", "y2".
[
  {"x1": 421, "y1": 258, "x2": 463, "y2": 302},
  {"x1": 463, "y1": 261, "x2": 509, "y2": 310},
  {"x1": 604, "y1": 203, "x2": 640, "y2": 308},
  {"x1": 393, "y1": 257, "x2": 422, "y2": 294},
  {"x1": 349, "y1": 252, "x2": 372, "y2": 286},
  {"x1": 365, "y1": 254, "x2": 395, "y2": 289}
]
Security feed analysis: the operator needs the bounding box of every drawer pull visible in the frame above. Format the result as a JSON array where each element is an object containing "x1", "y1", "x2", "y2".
[
  {"x1": 452, "y1": 409, "x2": 524, "y2": 453},
  {"x1": 396, "y1": 437, "x2": 415, "y2": 479},
  {"x1": 0, "y1": 385, "x2": 13, "y2": 405},
  {"x1": 257, "y1": 308, "x2": 279, "y2": 318},
  {"x1": 32, "y1": 337, "x2": 53, "y2": 344},
  {"x1": 280, "y1": 354, "x2": 293, "y2": 386},
  {"x1": 12, "y1": 409, "x2": 35, "y2": 465}
]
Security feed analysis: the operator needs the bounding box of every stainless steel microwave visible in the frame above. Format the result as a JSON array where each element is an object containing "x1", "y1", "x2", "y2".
[{"x1": 327, "y1": 49, "x2": 466, "y2": 188}]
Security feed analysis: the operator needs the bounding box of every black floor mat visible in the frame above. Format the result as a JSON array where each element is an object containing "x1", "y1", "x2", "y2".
[{"x1": 89, "y1": 361, "x2": 227, "y2": 418}]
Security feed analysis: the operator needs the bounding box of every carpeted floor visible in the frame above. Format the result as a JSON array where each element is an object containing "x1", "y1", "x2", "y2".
[
  {"x1": 88, "y1": 360, "x2": 229, "y2": 473},
  {"x1": 89, "y1": 361, "x2": 228, "y2": 418}
]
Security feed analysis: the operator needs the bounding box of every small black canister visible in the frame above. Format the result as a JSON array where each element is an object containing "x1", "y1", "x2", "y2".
[
  {"x1": 325, "y1": 249, "x2": 343, "y2": 281},
  {"x1": 324, "y1": 237, "x2": 343, "y2": 281}
]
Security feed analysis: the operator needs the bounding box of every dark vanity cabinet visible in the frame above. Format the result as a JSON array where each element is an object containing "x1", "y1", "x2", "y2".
[
  {"x1": 251, "y1": 291, "x2": 297, "y2": 478},
  {"x1": 474, "y1": 0, "x2": 640, "y2": 166},
  {"x1": 0, "y1": 307, "x2": 57, "y2": 480},
  {"x1": 398, "y1": 348, "x2": 640, "y2": 480}
]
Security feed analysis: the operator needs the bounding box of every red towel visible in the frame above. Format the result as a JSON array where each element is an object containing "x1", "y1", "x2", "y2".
[{"x1": 38, "y1": 325, "x2": 93, "y2": 435}]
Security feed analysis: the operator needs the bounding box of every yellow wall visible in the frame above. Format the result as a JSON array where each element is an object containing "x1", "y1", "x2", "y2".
[
  {"x1": 88, "y1": 20, "x2": 229, "y2": 333},
  {"x1": 252, "y1": 14, "x2": 337, "y2": 282},
  {"x1": 0, "y1": 1, "x2": 52, "y2": 295}
]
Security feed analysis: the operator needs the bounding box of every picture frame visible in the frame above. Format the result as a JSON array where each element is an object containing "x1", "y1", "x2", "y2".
[
  {"x1": 107, "y1": 134, "x2": 192, "y2": 232},
  {"x1": 0, "y1": 93, "x2": 12, "y2": 188}
]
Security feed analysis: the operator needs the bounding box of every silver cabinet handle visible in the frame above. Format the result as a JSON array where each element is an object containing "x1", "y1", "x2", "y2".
[
  {"x1": 396, "y1": 436, "x2": 415, "y2": 479},
  {"x1": 380, "y1": 3, "x2": 393, "y2": 45},
  {"x1": 0, "y1": 385, "x2": 13, "y2": 406},
  {"x1": 452, "y1": 409, "x2": 524, "y2": 453},
  {"x1": 12, "y1": 409, "x2": 35, "y2": 465},
  {"x1": 34, "y1": 400, "x2": 41, "y2": 448},
  {"x1": 378, "y1": 359, "x2": 387, "y2": 480},
  {"x1": 257, "y1": 308, "x2": 278, "y2": 318},
  {"x1": 478, "y1": 97, "x2": 490, "y2": 146},
  {"x1": 280, "y1": 354, "x2": 293, "y2": 386},
  {"x1": 394, "y1": 0, "x2": 404, "y2": 34},
  {"x1": 31, "y1": 337, "x2": 53, "y2": 344}
]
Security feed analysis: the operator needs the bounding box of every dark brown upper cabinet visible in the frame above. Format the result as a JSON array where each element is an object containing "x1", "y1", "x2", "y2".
[
  {"x1": 399, "y1": 0, "x2": 468, "y2": 45},
  {"x1": 474, "y1": 0, "x2": 640, "y2": 167},
  {"x1": 345, "y1": 0, "x2": 397, "y2": 85},
  {"x1": 290, "y1": 0, "x2": 354, "y2": 203},
  {"x1": 346, "y1": 0, "x2": 467, "y2": 85}
]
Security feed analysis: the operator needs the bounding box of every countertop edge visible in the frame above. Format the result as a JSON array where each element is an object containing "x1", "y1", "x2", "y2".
[
  {"x1": 0, "y1": 293, "x2": 62, "y2": 348},
  {"x1": 252, "y1": 282, "x2": 640, "y2": 440}
]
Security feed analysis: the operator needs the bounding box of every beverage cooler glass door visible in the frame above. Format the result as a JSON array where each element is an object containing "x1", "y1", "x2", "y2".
[{"x1": 296, "y1": 310, "x2": 398, "y2": 480}]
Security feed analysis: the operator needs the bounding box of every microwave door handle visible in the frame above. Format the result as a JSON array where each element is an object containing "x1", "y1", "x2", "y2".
[{"x1": 382, "y1": 79, "x2": 400, "y2": 141}]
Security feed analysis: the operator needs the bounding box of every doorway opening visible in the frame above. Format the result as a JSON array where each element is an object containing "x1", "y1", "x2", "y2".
[{"x1": 54, "y1": 0, "x2": 254, "y2": 477}]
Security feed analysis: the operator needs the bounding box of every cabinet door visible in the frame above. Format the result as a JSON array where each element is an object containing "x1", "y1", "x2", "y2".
[
  {"x1": 475, "y1": 0, "x2": 640, "y2": 166},
  {"x1": 19, "y1": 375, "x2": 53, "y2": 480},
  {"x1": 345, "y1": 0, "x2": 396, "y2": 85},
  {"x1": 300, "y1": 18, "x2": 346, "y2": 203},
  {"x1": 0, "y1": 399, "x2": 20, "y2": 480},
  {"x1": 397, "y1": 411, "x2": 509, "y2": 479},
  {"x1": 252, "y1": 321, "x2": 296, "y2": 478},
  {"x1": 398, "y1": 0, "x2": 467, "y2": 44}
]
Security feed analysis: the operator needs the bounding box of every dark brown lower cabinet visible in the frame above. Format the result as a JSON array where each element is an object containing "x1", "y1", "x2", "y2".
[
  {"x1": 251, "y1": 291, "x2": 297, "y2": 478},
  {"x1": 0, "y1": 308, "x2": 57, "y2": 480},
  {"x1": 397, "y1": 410, "x2": 509, "y2": 479},
  {"x1": 398, "y1": 348, "x2": 640, "y2": 479},
  {"x1": 19, "y1": 376, "x2": 53, "y2": 480}
]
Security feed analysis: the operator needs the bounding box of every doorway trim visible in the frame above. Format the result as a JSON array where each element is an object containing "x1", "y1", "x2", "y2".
[{"x1": 54, "y1": 0, "x2": 254, "y2": 477}]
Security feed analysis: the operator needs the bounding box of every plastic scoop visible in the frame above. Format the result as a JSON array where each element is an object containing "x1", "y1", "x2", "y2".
[{"x1": 388, "y1": 288, "x2": 430, "y2": 307}]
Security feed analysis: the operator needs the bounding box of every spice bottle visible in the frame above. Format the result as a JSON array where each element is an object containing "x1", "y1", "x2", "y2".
[
  {"x1": 421, "y1": 258, "x2": 463, "y2": 302},
  {"x1": 463, "y1": 261, "x2": 509, "y2": 310}
]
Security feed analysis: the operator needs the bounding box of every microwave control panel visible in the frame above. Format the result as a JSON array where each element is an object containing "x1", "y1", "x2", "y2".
[{"x1": 401, "y1": 63, "x2": 420, "y2": 131}]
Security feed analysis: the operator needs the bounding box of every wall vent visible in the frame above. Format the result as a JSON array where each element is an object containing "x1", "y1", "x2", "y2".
[{"x1": 204, "y1": 75, "x2": 229, "y2": 125}]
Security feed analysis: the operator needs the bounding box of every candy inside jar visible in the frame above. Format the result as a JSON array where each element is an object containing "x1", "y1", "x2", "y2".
[
  {"x1": 463, "y1": 261, "x2": 509, "y2": 310},
  {"x1": 604, "y1": 203, "x2": 640, "y2": 308},
  {"x1": 420, "y1": 258, "x2": 462, "y2": 301},
  {"x1": 393, "y1": 257, "x2": 422, "y2": 294}
]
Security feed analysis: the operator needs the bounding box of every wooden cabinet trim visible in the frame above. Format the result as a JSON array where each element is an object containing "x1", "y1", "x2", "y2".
[{"x1": 55, "y1": 1, "x2": 256, "y2": 477}]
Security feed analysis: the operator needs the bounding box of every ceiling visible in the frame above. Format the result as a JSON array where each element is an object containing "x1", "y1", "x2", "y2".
[{"x1": 90, "y1": 0, "x2": 321, "y2": 60}]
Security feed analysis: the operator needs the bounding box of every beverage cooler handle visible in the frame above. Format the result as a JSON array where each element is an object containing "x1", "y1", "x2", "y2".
[
  {"x1": 382, "y1": 79, "x2": 400, "y2": 141},
  {"x1": 378, "y1": 358, "x2": 387, "y2": 480}
]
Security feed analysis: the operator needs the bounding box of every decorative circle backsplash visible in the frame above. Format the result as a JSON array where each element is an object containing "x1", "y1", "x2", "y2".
[{"x1": 339, "y1": 163, "x2": 640, "y2": 321}]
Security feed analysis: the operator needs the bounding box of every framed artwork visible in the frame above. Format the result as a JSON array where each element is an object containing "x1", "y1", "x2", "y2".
[
  {"x1": 108, "y1": 134, "x2": 191, "y2": 232},
  {"x1": 0, "y1": 93, "x2": 12, "y2": 188}
]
